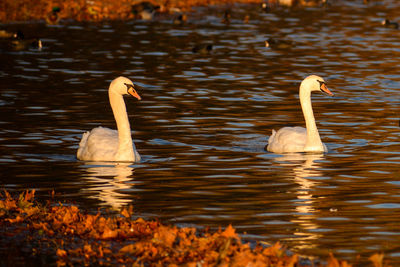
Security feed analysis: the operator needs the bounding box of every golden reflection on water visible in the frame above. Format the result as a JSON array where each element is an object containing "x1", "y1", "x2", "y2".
[
  {"x1": 273, "y1": 153, "x2": 324, "y2": 251},
  {"x1": 81, "y1": 163, "x2": 134, "y2": 210}
]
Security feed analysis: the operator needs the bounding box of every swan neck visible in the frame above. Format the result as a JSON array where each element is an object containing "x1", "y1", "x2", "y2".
[
  {"x1": 109, "y1": 91, "x2": 133, "y2": 151},
  {"x1": 299, "y1": 86, "x2": 323, "y2": 151}
]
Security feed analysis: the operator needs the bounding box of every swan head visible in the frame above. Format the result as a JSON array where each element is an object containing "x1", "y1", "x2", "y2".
[
  {"x1": 109, "y1": 76, "x2": 141, "y2": 100},
  {"x1": 301, "y1": 75, "x2": 334, "y2": 96}
]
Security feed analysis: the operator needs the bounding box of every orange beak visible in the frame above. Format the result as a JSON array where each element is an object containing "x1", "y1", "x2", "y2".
[
  {"x1": 320, "y1": 83, "x2": 334, "y2": 96},
  {"x1": 128, "y1": 87, "x2": 141, "y2": 100}
]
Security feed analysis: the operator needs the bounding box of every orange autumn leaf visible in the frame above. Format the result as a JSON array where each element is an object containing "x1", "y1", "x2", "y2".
[
  {"x1": 119, "y1": 244, "x2": 136, "y2": 254},
  {"x1": 6, "y1": 215, "x2": 24, "y2": 224},
  {"x1": 341, "y1": 262, "x2": 353, "y2": 267},
  {"x1": 327, "y1": 253, "x2": 352, "y2": 267},
  {"x1": 61, "y1": 206, "x2": 80, "y2": 225},
  {"x1": 56, "y1": 249, "x2": 67, "y2": 257},
  {"x1": 153, "y1": 225, "x2": 178, "y2": 247},
  {"x1": 218, "y1": 238, "x2": 231, "y2": 261},
  {"x1": 97, "y1": 245, "x2": 104, "y2": 258},
  {"x1": 62, "y1": 210, "x2": 74, "y2": 224},
  {"x1": 31, "y1": 221, "x2": 49, "y2": 231},
  {"x1": 120, "y1": 208, "x2": 130, "y2": 218},
  {"x1": 150, "y1": 246, "x2": 158, "y2": 256},
  {"x1": 24, "y1": 189, "x2": 35, "y2": 202},
  {"x1": 83, "y1": 244, "x2": 94, "y2": 254},
  {"x1": 327, "y1": 253, "x2": 339, "y2": 267},
  {"x1": 84, "y1": 213, "x2": 99, "y2": 229},
  {"x1": 370, "y1": 253, "x2": 384, "y2": 267},
  {"x1": 2, "y1": 192, "x2": 17, "y2": 210},
  {"x1": 287, "y1": 254, "x2": 299, "y2": 267},
  {"x1": 262, "y1": 242, "x2": 286, "y2": 259},
  {"x1": 101, "y1": 226, "x2": 118, "y2": 239},
  {"x1": 17, "y1": 191, "x2": 34, "y2": 210},
  {"x1": 221, "y1": 224, "x2": 238, "y2": 239},
  {"x1": 102, "y1": 247, "x2": 112, "y2": 255},
  {"x1": 25, "y1": 206, "x2": 40, "y2": 217}
]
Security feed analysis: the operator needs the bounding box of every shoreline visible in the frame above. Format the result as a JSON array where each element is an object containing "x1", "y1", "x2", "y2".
[
  {"x1": 0, "y1": 0, "x2": 267, "y2": 23},
  {"x1": 0, "y1": 190, "x2": 391, "y2": 266}
]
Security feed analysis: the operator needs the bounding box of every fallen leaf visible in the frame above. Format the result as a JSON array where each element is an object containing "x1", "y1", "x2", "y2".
[
  {"x1": 24, "y1": 189, "x2": 35, "y2": 202},
  {"x1": 119, "y1": 244, "x2": 136, "y2": 254},
  {"x1": 101, "y1": 226, "x2": 118, "y2": 239},
  {"x1": 154, "y1": 225, "x2": 177, "y2": 247},
  {"x1": 120, "y1": 208, "x2": 130, "y2": 218},
  {"x1": 84, "y1": 244, "x2": 94, "y2": 254},
  {"x1": 221, "y1": 224, "x2": 238, "y2": 239},
  {"x1": 56, "y1": 249, "x2": 67, "y2": 258},
  {"x1": 6, "y1": 215, "x2": 24, "y2": 224},
  {"x1": 369, "y1": 253, "x2": 384, "y2": 267}
]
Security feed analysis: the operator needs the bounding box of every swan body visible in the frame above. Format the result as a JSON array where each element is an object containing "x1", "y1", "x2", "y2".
[
  {"x1": 267, "y1": 75, "x2": 333, "y2": 154},
  {"x1": 77, "y1": 76, "x2": 141, "y2": 162}
]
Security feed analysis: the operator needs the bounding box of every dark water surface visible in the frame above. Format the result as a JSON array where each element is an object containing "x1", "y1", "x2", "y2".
[{"x1": 1, "y1": 0, "x2": 400, "y2": 264}]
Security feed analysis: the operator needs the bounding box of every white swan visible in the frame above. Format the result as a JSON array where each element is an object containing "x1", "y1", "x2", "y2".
[
  {"x1": 267, "y1": 75, "x2": 333, "y2": 153},
  {"x1": 77, "y1": 76, "x2": 141, "y2": 162}
]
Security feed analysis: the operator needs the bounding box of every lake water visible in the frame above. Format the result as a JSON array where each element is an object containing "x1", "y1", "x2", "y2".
[{"x1": 1, "y1": 0, "x2": 400, "y2": 264}]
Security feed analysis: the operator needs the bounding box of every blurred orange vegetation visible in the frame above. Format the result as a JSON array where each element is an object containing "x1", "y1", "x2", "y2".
[
  {"x1": 0, "y1": 190, "x2": 393, "y2": 266},
  {"x1": 0, "y1": 0, "x2": 264, "y2": 22}
]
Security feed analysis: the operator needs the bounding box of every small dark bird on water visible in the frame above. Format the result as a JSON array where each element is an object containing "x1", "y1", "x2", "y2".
[
  {"x1": 382, "y1": 19, "x2": 399, "y2": 29},
  {"x1": 46, "y1": 7, "x2": 61, "y2": 25},
  {"x1": 261, "y1": 2, "x2": 271, "y2": 12},
  {"x1": 131, "y1": 1, "x2": 160, "y2": 20},
  {"x1": 173, "y1": 14, "x2": 187, "y2": 25},
  {"x1": 222, "y1": 10, "x2": 231, "y2": 24},
  {"x1": 11, "y1": 30, "x2": 42, "y2": 51},
  {"x1": 265, "y1": 38, "x2": 292, "y2": 49},
  {"x1": 192, "y1": 44, "x2": 213, "y2": 54}
]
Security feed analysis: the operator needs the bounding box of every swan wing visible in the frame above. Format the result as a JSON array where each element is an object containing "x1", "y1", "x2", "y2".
[
  {"x1": 267, "y1": 126, "x2": 307, "y2": 153},
  {"x1": 77, "y1": 127, "x2": 119, "y2": 161},
  {"x1": 77, "y1": 126, "x2": 141, "y2": 162}
]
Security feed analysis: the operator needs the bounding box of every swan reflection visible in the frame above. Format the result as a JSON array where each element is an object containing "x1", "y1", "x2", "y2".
[
  {"x1": 80, "y1": 162, "x2": 135, "y2": 210},
  {"x1": 272, "y1": 153, "x2": 325, "y2": 251}
]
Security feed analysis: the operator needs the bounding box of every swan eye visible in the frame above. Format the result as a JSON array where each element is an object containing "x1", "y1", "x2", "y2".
[
  {"x1": 317, "y1": 80, "x2": 325, "y2": 87},
  {"x1": 124, "y1": 83, "x2": 141, "y2": 100},
  {"x1": 124, "y1": 83, "x2": 134, "y2": 90},
  {"x1": 317, "y1": 80, "x2": 327, "y2": 91},
  {"x1": 317, "y1": 80, "x2": 334, "y2": 96},
  {"x1": 124, "y1": 83, "x2": 136, "y2": 93}
]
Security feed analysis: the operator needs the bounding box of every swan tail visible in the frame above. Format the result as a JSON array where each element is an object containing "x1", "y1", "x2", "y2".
[
  {"x1": 79, "y1": 131, "x2": 90, "y2": 147},
  {"x1": 268, "y1": 129, "x2": 276, "y2": 142},
  {"x1": 266, "y1": 129, "x2": 276, "y2": 151},
  {"x1": 77, "y1": 131, "x2": 90, "y2": 159}
]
